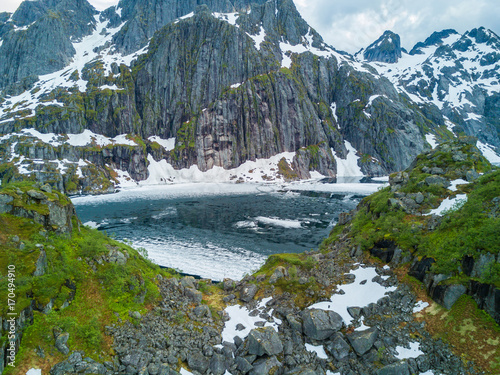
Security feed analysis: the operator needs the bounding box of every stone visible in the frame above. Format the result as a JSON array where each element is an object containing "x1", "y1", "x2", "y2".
[
  {"x1": 346, "y1": 328, "x2": 378, "y2": 356},
  {"x1": 246, "y1": 327, "x2": 283, "y2": 356},
  {"x1": 129, "y1": 311, "x2": 142, "y2": 319},
  {"x1": 269, "y1": 267, "x2": 285, "y2": 284},
  {"x1": 432, "y1": 284, "x2": 467, "y2": 309},
  {"x1": 55, "y1": 332, "x2": 70, "y2": 355},
  {"x1": 187, "y1": 352, "x2": 209, "y2": 373},
  {"x1": 325, "y1": 332, "x2": 351, "y2": 361},
  {"x1": 209, "y1": 353, "x2": 226, "y2": 375},
  {"x1": 347, "y1": 306, "x2": 362, "y2": 320},
  {"x1": 249, "y1": 356, "x2": 281, "y2": 375},
  {"x1": 235, "y1": 356, "x2": 253, "y2": 373},
  {"x1": 301, "y1": 309, "x2": 344, "y2": 340},
  {"x1": 180, "y1": 276, "x2": 196, "y2": 289},
  {"x1": 40, "y1": 184, "x2": 53, "y2": 193},
  {"x1": 33, "y1": 249, "x2": 47, "y2": 276},
  {"x1": 0, "y1": 194, "x2": 14, "y2": 214},
  {"x1": 193, "y1": 305, "x2": 211, "y2": 318},
  {"x1": 223, "y1": 278, "x2": 236, "y2": 291},
  {"x1": 425, "y1": 175, "x2": 450, "y2": 188},
  {"x1": 466, "y1": 169, "x2": 480, "y2": 181},
  {"x1": 286, "y1": 314, "x2": 303, "y2": 333},
  {"x1": 415, "y1": 192, "x2": 424, "y2": 204},
  {"x1": 184, "y1": 288, "x2": 203, "y2": 304},
  {"x1": 240, "y1": 284, "x2": 258, "y2": 302},
  {"x1": 377, "y1": 361, "x2": 410, "y2": 375},
  {"x1": 27, "y1": 189, "x2": 47, "y2": 200}
]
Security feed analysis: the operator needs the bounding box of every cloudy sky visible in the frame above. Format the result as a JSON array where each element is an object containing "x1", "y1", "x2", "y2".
[{"x1": 1, "y1": 0, "x2": 499, "y2": 53}]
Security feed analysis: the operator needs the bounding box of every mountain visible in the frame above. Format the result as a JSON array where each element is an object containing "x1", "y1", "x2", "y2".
[
  {"x1": 357, "y1": 27, "x2": 500, "y2": 159},
  {"x1": 0, "y1": 0, "x2": 445, "y2": 194}
]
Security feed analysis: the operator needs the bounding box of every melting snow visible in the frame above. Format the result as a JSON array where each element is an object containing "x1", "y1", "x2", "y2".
[
  {"x1": 143, "y1": 152, "x2": 296, "y2": 185},
  {"x1": 308, "y1": 265, "x2": 396, "y2": 325},
  {"x1": 246, "y1": 26, "x2": 266, "y2": 51},
  {"x1": 425, "y1": 134, "x2": 438, "y2": 149},
  {"x1": 305, "y1": 343, "x2": 328, "y2": 359},
  {"x1": 148, "y1": 136, "x2": 176, "y2": 151},
  {"x1": 395, "y1": 341, "x2": 424, "y2": 359},
  {"x1": 413, "y1": 301, "x2": 429, "y2": 313},
  {"x1": 449, "y1": 179, "x2": 469, "y2": 192},
  {"x1": 427, "y1": 194, "x2": 467, "y2": 216},
  {"x1": 254, "y1": 216, "x2": 302, "y2": 228},
  {"x1": 332, "y1": 141, "x2": 364, "y2": 177},
  {"x1": 26, "y1": 370, "x2": 41, "y2": 375},
  {"x1": 220, "y1": 297, "x2": 281, "y2": 343},
  {"x1": 477, "y1": 141, "x2": 500, "y2": 164}
]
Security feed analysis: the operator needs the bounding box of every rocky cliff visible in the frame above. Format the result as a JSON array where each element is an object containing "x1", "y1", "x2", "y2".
[
  {"x1": 359, "y1": 27, "x2": 500, "y2": 156},
  {"x1": 0, "y1": 0, "x2": 452, "y2": 193}
]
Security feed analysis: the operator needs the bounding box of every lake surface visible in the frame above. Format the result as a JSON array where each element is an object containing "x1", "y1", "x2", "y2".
[{"x1": 72, "y1": 181, "x2": 386, "y2": 280}]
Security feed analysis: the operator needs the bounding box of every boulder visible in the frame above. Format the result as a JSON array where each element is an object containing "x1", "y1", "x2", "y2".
[
  {"x1": 249, "y1": 356, "x2": 281, "y2": 375},
  {"x1": 246, "y1": 327, "x2": 283, "y2": 356},
  {"x1": 184, "y1": 288, "x2": 203, "y2": 304},
  {"x1": 187, "y1": 352, "x2": 209, "y2": 373},
  {"x1": 240, "y1": 284, "x2": 258, "y2": 302},
  {"x1": 27, "y1": 189, "x2": 47, "y2": 200},
  {"x1": 209, "y1": 353, "x2": 226, "y2": 375},
  {"x1": 55, "y1": 332, "x2": 70, "y2": 355},
  {"x1": 302, "y1": 309, "x2": 344, "y2": 340},
  {"x1": 377, "y1": 361, "x2": 410, "y2": 375},
  {"x1": 346, "y1": 328, "x2": 378, "y2": 356},
  {"x1": 325, "y1": 332, "x2": 351, "y2": 361}
]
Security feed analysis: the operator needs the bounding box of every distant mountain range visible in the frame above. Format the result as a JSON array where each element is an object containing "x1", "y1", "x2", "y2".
[{"x1": 0, "y1": 0, "x2": 498, "y2": 194}]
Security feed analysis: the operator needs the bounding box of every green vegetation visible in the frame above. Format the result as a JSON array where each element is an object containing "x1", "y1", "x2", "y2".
[
  {"x1": 0, "y1": 183, "x2": 177, "y2": 374},
  {"x1": 323, "y1": 140, "x2": 499, "y2": 287}
]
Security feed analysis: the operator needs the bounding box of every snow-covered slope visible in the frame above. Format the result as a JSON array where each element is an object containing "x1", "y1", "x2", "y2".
[{"x1": 357, "y1": 27, "x2": 500, "y2": 162}]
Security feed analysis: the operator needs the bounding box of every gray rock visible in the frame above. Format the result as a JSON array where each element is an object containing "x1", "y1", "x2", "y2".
[
  {"x1": 193, "y1": 305, "x2": 211, "y2": 318},
  {"x1": 425, "y1": 175, "x2": 450, "y2": 188},
  {"x1": 377, "y1": 361, "x2": 410, "y2": 375},
  {"x1": 236, "y1": 356, "x2": 253, "y2": 373},
  {"x1": 129, "y1": 311, "x2": 142, "y2": 319},
  {"x1": 415, "y1": 192, "x2": 424, "y2": 204},
  {"x1": 55, "y1": 332, "x2": 70, "y2": 355},
  {"x1": 346, "y1": 327, "x2": 378, "y2": 356},
  {"x1": 0, "y1": 194, "x2": 14, "y2": 214},
  {"x1": 286, "y1": 314, "x2": 303, "y2": 333},
  {"x1": 209, "y1": 353, "x2": 226, "y2": 375},
  {"x1": 325, "y1": 332, "x2": 351, "y2": 361},
  {"x1": 269, "y1": 267, "x2": 285, "y2": 284},
  {"x1": 180, "y1": 276, "x2": 196, "y2": 289},
  {"x1": 27, "y1": 189, "x2": 47, "y2": 200},
  {"x1": 33, "y1": 249, "x2": 47, "y2": 277},
  {"x1": 302, "y1": 309, "x2": 344, "y2": 340},
  {"x1": 246, "y1": 327, "x2": 283, "y2": 356},
  {"x1": 466, "y1": 169, "x2": 480, "y2": 181},
  {"x1": 249, "y1": 356, "x2": 281, "y2": 375},
  {"x1": 240, "y1": 284, "x2": 258, "y2": 302},
  {"x1": 40, "y1": 184, "x2": 53, "y2": 193},
  {"x1": 184, "y1": 288, "x2": 203, "y2": 304},
  {"x1": 187, "y1": 352, "x2": 209, "y2": 373}
]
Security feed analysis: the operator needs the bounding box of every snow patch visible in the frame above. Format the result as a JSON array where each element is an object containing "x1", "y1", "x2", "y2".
[
  {"x1": 425, "y1": 134, "x2": 438, "y2": 149},
  {"x1": 449, "y1": 179, "x2": 469, "y2": 192},
  {"x1": 332, "y1": 141, "x2": 364, "y2": 177},
  {"x1": 143, "y1": 152, "x2": 296, "y2": 185},
  {"x1": 427, "y1": 194, "x2": 467, "y2": 216},
  {"x1": 26, "y1": 370, "x2": 42, "y2": 375},
  {"x1": 308, "y1": 265, "x2": 396, "y2": 325},
  {"x1": 148, "y1": 136, "x2": 176, "y2": 151},
  {"x1": 305, "y1": 343, "x2": 328, "y2": 359},
  {"x1": 395, "y1": 342, "x2": 424, "y2": 359},
  {"x1": 477, "y1": 141, "x2": 500, "y2": 164},
  {"x1": 221, "y1": 297, "x2": 281, "y2": 343},
  {"x1": 413, "y1": 301, "x2": 429, "y2": 313}
]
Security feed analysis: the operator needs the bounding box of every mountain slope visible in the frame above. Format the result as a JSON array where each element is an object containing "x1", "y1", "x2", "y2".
[
  {"x1": 0, "y1": 0, "x2": 444, "y2": 193},
  {"x1": 358, "y1": 27, "x2": 500, "y2": 159}
]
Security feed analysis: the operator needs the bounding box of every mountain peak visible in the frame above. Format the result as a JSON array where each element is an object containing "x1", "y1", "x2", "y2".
[
  {"x1": 409, "y1": 29, "x2": 458, "y2": 55},
  {"x1": 362, "y1": 30, "x2": 402, "y2": 63}
]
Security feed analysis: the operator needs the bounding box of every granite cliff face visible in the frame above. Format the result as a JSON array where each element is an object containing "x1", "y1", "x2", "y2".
[{"x1": 0, "y1": 0, "x2": 497, "y2": 193}]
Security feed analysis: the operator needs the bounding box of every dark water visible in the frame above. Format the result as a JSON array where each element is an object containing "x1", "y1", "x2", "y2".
[{"x1": 73, "y1": 185, "x2": 366, "y2": 280}]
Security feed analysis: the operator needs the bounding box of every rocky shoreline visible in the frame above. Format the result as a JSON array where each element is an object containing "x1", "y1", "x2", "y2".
[{"x1": 50, "y1": 240, "x2": 481, "y2": 375}]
